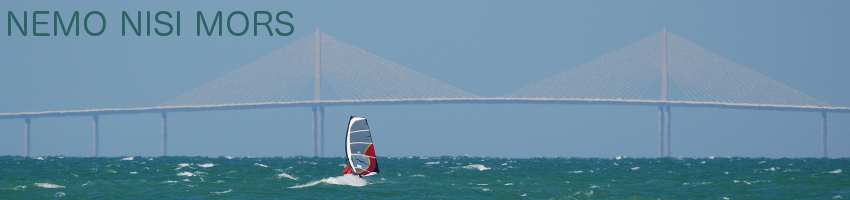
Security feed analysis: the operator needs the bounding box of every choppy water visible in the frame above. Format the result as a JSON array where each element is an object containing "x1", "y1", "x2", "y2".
[{"x1": 1, "y1": 156, "x2": 847, "y2": 199}]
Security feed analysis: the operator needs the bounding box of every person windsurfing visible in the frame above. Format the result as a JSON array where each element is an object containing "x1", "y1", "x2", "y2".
[{"x1": 342, "y1": 164, "x2": 355, "y2": 175}]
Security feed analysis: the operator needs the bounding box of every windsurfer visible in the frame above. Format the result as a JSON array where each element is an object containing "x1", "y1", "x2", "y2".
[{"x1": 342, "y1": 165, "x2": 355, "y2": 175}]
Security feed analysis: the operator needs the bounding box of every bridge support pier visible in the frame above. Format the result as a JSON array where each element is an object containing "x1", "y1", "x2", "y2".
[
  {"x1": 93, "y1": 115, "x2": 99, "y2": 157},
  {"x1": 161, "y1": 112, "x2": 167, "y2": 156},
  {"x1": 24, "y1": 118, "x2": 30, "y2": 157},
  {"x1": 666, "y1": 106, "x2": 671, "y2": 157},
  {"x1": 312, "y1": 106, "x2": 317, "y2": 157},
  {"x1": 310, "y1": 106, "x2": 325, "y2": 157},
  {"x1": 821, "y1": 112, "x2": 827, "y2": 158},
  {"x1": 658, "y1": 106, "x2": 665, "y2": 157},
  {"x1": 318, "y1": 106, "x2": 324, "y2": 157},
  {"x1": 658, "y1": 106, "x2": 672, "y2": 157}
]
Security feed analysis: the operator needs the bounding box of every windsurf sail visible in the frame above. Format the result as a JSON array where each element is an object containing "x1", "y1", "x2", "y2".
[{"x1": 345, "y1": 116, "x2": 380, "y2": 176}]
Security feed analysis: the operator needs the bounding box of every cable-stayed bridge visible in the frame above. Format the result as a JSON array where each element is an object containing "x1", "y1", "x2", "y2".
[{"x1": 2, "y1": 28, "x2": 846, "y2": 158}]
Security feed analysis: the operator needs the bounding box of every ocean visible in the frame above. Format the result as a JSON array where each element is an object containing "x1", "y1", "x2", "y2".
[{"x1": 0, "y1": 156, "x2": 847, "y2": 199}]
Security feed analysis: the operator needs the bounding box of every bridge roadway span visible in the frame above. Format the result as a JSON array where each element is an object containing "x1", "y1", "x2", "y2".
[{"x1": 2, "y1": 98, "x2": 849, "y2": 119}]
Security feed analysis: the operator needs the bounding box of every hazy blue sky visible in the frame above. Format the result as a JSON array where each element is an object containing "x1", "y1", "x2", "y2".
[{"x1": 1, "y1": 1, "x2": 848, "y2": 158}]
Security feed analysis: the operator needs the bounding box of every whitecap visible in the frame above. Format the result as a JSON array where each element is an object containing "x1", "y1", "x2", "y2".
[
  {"x1": 482, "y1": 188, "x2": 491, "y2": 191},
  {"x1": 177, "y1": 172, "x2": 195, "y2": 177},
  {"x1": 225, "y1": 156, "x2": 233, "y2": 159},
  {"x1": 211, "y1": 189, "x2": 233, "y2": 195},
  {"x1": 829, "y1": 169, "x2": 842, "y2": 174},
  {"x1": 254, "y1": 163, "x2": 268, "y2": 168},
  {"x1": 176, "y1": 163, "x2": 191, "y2": 170},
  {"x1": 12, "y1": 185, "x2": 27, "y2": 190},
  {"x1": 289, "y1": 174, "x2": 368, "y2": 188},
  {"x1": 568, "y1": 170, "x2": 583, "y2": 174},
  {"x1": 411, "y1": 174, "x2": 425, "y2": 177},
  {"x1": 832, "y1": 195, "x2": 842, "y2": 199},
  {"x1": 130, "y1": 172, "x2": 138, "y2": 174},
  {"x1": 505, "y1": 183, "x2": 514, "y2": 185},
  {"x1": 631, "y1": 167, "x2": 640, "y2": 170},
  {"x1": 425, "y1": 161, "x2": 440, "y2": 165},
  {"x1": 615, "y1": 156, "x2": 622, "y2": 160},
  {"x1": 463, "y1": 164, "x2": 490, "y2": 171},
  {"x1": 36, "y1": 157, "x2": 44, "y2": 160},
  {"x1": 163, "y1": 180, "x2": 177, "y2": 183},
  {"x1": 277, "y1": 172, "x2": 299, "y2": 181},
  {"x1": 35, "y1": 183, "x2": 65, "y2": 189},
  {"x1": 55, "y1": 192, "x2": 66, "y2": 197},
  {"x1": 197, "y1": 163, "x2": 214, "y2": 168},
  {"x1": 121, "y1": 157, "x2": 134, "y2": 161}
]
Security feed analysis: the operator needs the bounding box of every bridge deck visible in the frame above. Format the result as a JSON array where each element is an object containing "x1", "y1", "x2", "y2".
[{"x1": 1, "y1": 98, "x2": 848, "y2": 119}]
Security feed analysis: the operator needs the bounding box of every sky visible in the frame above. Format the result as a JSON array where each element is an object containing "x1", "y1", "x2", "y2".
[{"x1": 0, "y1": 1, "x2": 848, "y2": 158}]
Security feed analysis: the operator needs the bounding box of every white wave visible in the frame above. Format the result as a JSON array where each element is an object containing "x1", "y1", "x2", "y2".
[
  {"x1": 197, "y1": 163, "x2": 215, "y2": 168},
  {"x1": 12, "y1": 185, "x2": 26, "y2": 190},
  {"x1": 568, "y1": 170, "x2": 583, "y2": 174},
  {"x1": 277, "y1": 172, "x2": 299, "y2": 181},
  {"x1": 163, "y1": 181, "x2": 177, "y2": 183},
  {"x1": 829, "y1": 169, "x2": 842, "y2": 174},
  {"x1": 177, "y1": 172, "x2": 195, "y2": 177},
  {"x1": 36, "y1": 157, "x2": 44, "y2": 160},
  {"x1": 411, "y1": 174, "x2": 425, "y2": 177},
  {"x1": 121, "y1": 157, "x2": 134, "y2": 161},
  {"x1": 254, "y1": 163, "x2": 268, "y2": 168},
  {"x1": 833, "y1": 195, "x2": 842, "y2": 199},
  {"x1": 211, "y1": 189, "x2": 233, "y2": 195},
  {"x1": 425, "y1": 161, "x2": 440, "y2": 165},
  {"x1": 464, "y1": 164, "x2": 490, "y2": 171},
  {"x1": 35, "y1": 183, "x2": 65, "y2": 189},
  {"x1": 130, "y1": 172, "x2": 138, "y2": 174},
  {"x1": 631, "y1": 167, "x2": 640, "y2": 170},
  {"x1": 176, "y1": 163, "x2": 191, "y2": 170},
  {"x1": 289, "y1": 174, "x2": 368, "y2": 188},
  {"x1": 505, "y1": 183, "x2": 514, "y2": 185},
  {"x1": 55, "y1": 192, "x2": 66, "y2": 197}
]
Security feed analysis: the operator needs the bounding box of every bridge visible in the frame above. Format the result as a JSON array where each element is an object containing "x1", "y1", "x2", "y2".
[{"x1": 2, "y1": 28, "x2": 845, "y2": 158}]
